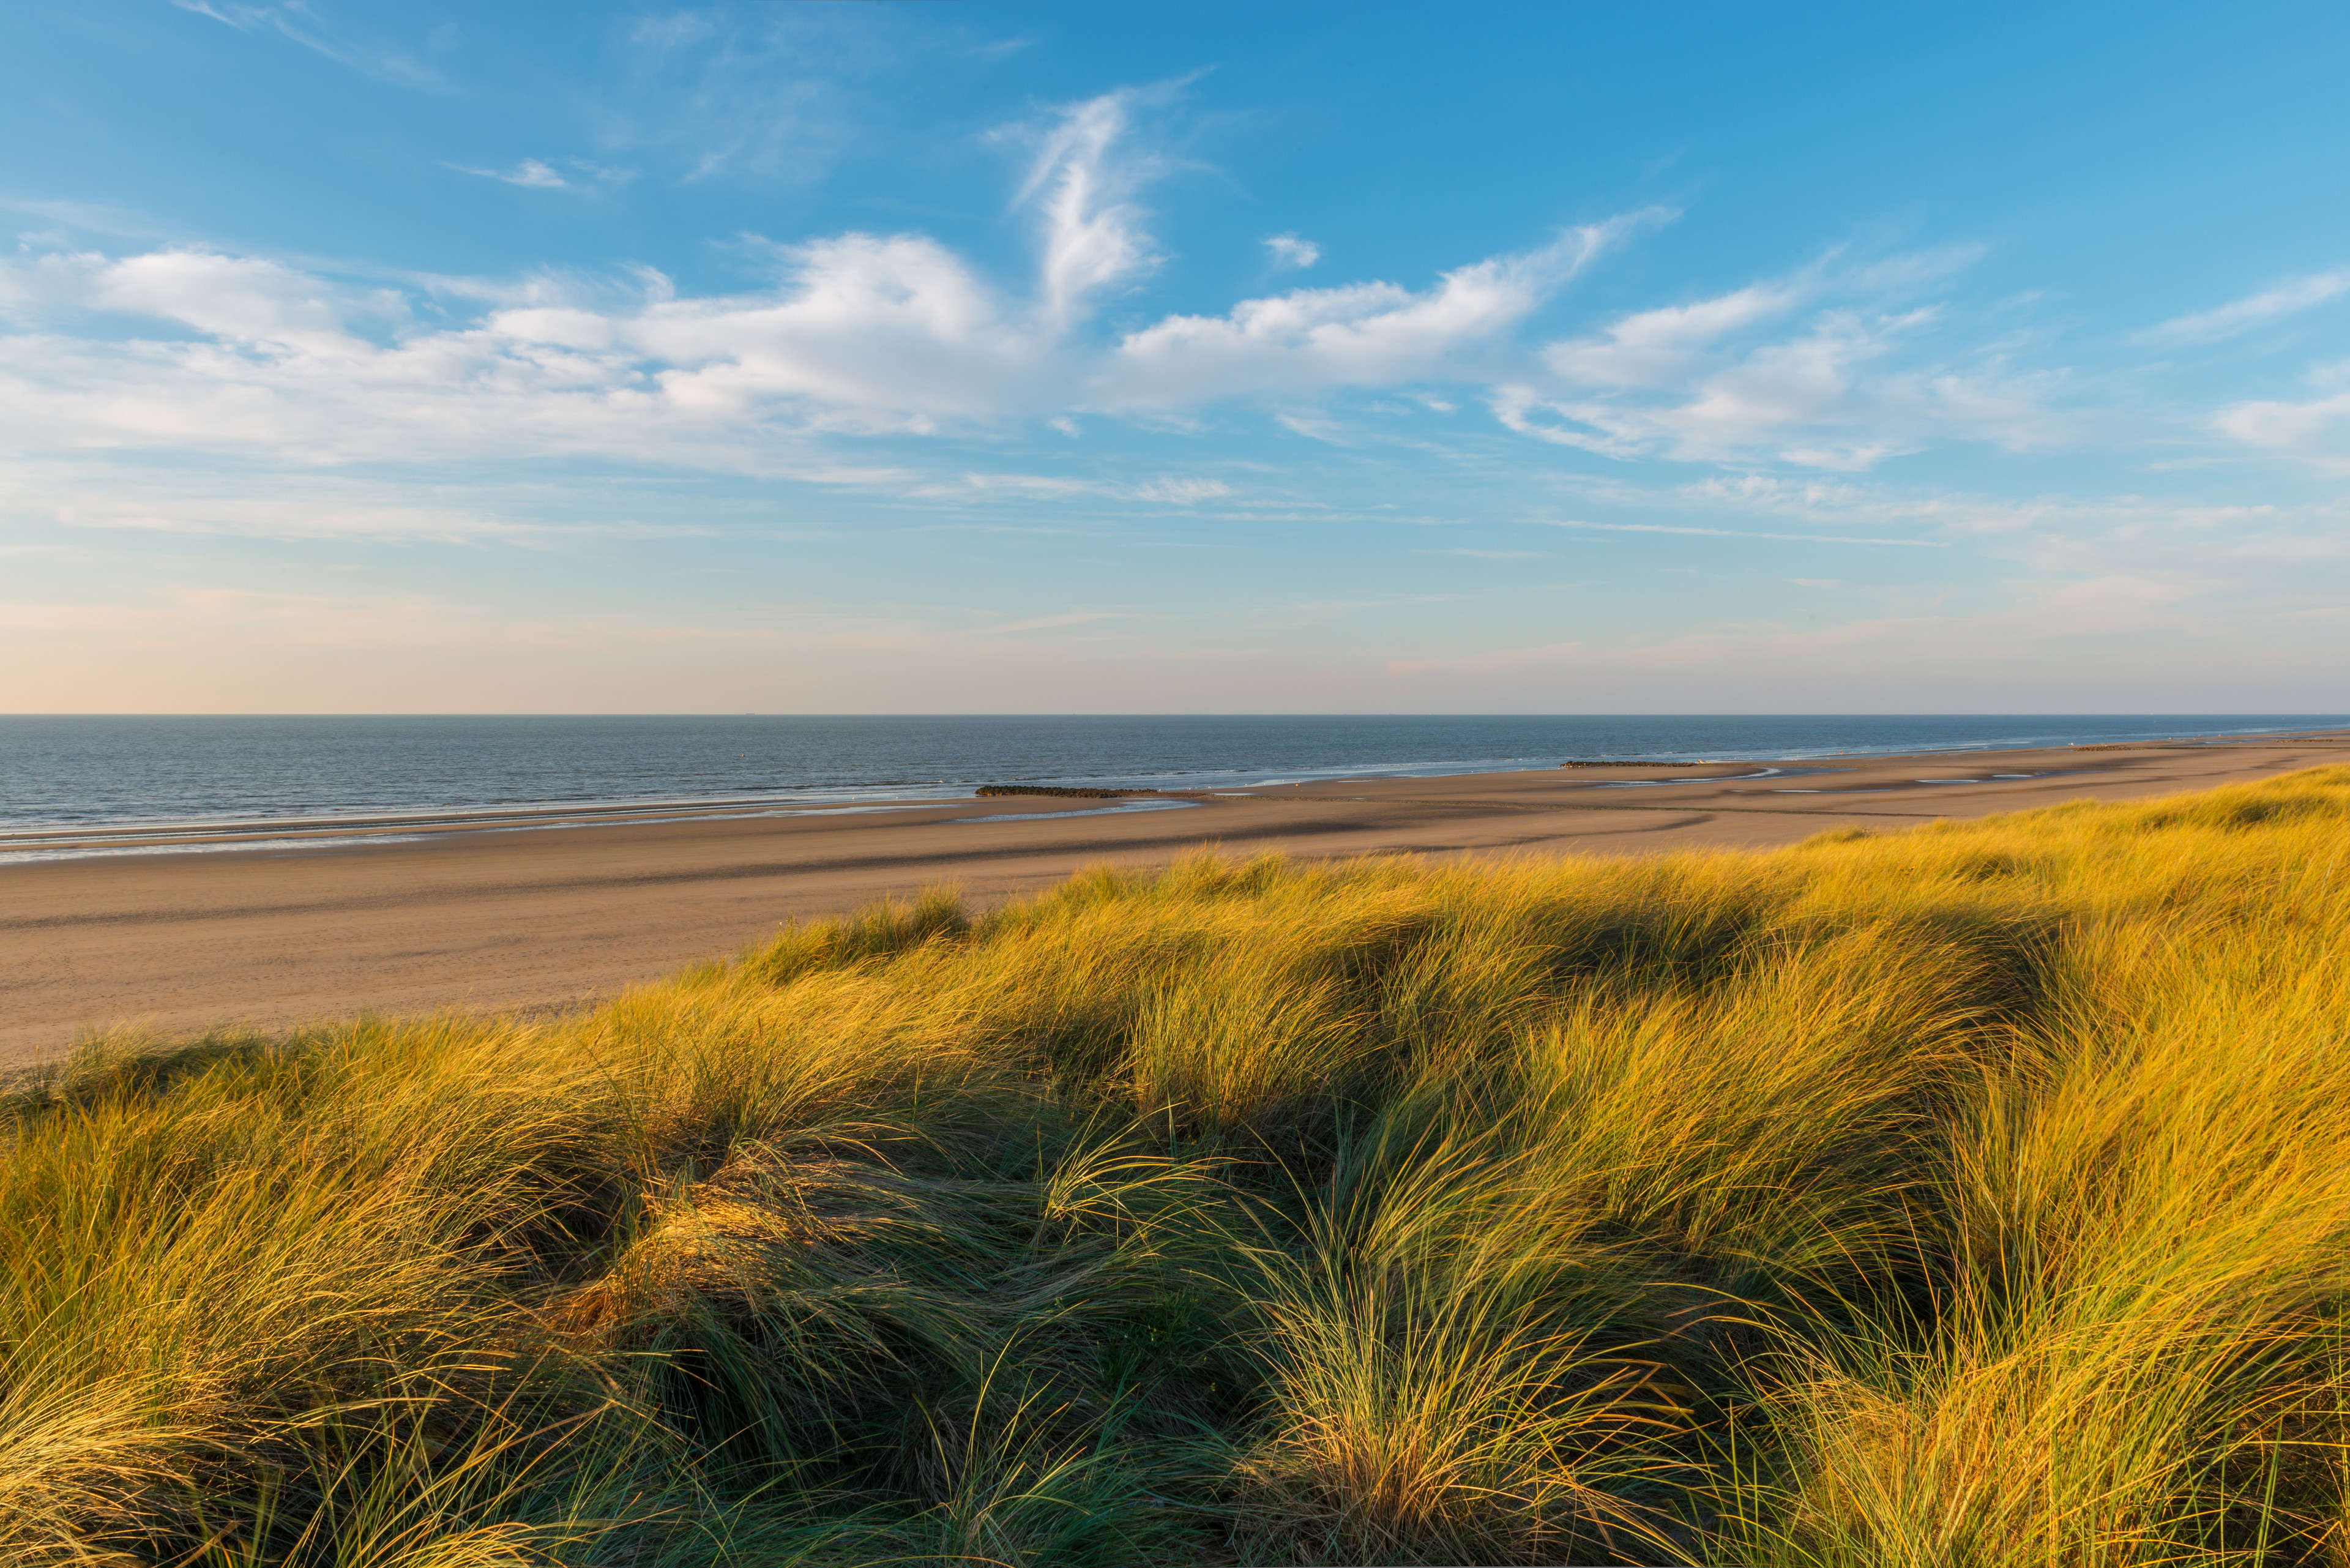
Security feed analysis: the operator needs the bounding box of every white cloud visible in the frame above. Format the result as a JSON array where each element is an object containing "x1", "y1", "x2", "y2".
[
  {"x1": 88, "y1": 248, "x2": 395, "y2": 348},
  {"x1": 622, "y1": 232, "x2": 1037, "y2": 427},
  {"x1": 2212, "y1": 359, "x2": 2350, "y2": 464},
  {"x1": 1542, "y1": 280, "x2": 1805, "y2": 389},
  {"x1": 1129, "y1": 476, "x2": 1232, "y2": 504},
  {"x1": 0, "y1": 134, "x2": 2284, "y2": 556},
  {"x1": 933, "y1": 471, "x2": 1097, "y2": 499},
  {"x1": 1274, "y1": 409, "x2": 1350, "y2": 443},
  {"x1": 2146, "y1": 269, "x2": 2350, "y2": 343},
  {"x1": 900, "y1": 471, "x2": 1233, "y2": 507},
  {"x1": 0, "y1": 170, "x2": 1666, "y2": 467},
  {"x1": 1264, "y1": 234, "x2": 1321, "y2": 270},
  {"x1": 2215, "y1": 390, "x2": 2350, "y2": 462},
  {"x1": 1100, "y1": 212, "x2": 1661, "y2": 408},
  {"x1": 447, "y1": 159, "x2": 570, "y2": 189},
  {"x1": 17, "y1": 95, "x2": 2102, "y2": 491},
  {"x1": 445, "y1": 157, "x2": 635, "y2": 193}
]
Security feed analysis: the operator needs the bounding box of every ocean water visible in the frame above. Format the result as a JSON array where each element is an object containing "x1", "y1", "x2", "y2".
[{"x1": 1, "y1": 715, "x2": 2340, "y2": 835}]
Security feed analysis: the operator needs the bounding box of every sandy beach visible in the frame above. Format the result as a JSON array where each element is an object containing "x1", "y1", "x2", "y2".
[{"x1": 6, "y1": 734, "x2": 2345, "y2": 1067}]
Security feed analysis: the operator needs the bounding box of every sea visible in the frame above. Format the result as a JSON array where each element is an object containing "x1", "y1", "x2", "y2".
[{"x1": 2, "y1": 715, "x2": 2341, "y2": 838}]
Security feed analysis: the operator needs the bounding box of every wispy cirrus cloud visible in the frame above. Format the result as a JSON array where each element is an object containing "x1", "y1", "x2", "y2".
[
  {"x1": 442, "y1": 156, "x2": 635, "y2": 193},
  {"x1": 1545, "y1": 518, "x2": 1947, "y2": 548},
  {"x1": 1002, "y1": 80, "x2": 1196, "y2": 329},
  {"x1": 1494, "y1": 247, "x2": 2059, "y2": 471},
  {"x1": 614, "y1": 10, "x2": 857, "y2": 185},
  {"x1": 450, "y1": 158, "x2": 570, "y2": 190},
  {"x1": 977, "y1": 609, "x2": 1128, "y2": 636},
  {"x1": 2145, "y1": 269, "x2": 2350, "y2": 343},
  {"x1": 602, "y1": 5, "x2": 1024, "y2": 189},
  {"x1": 170, "y1": 0, "x2": 449, "y2": 91},
  {"x1": 1376, "y1": 574, "x2": 2216, "y2": 692},
  {"x1": 1545, "y1": 469, "x2": 2350, "y2": 619},
  {"x1": 0, "y1": 459, "x2": 717, "y2": 545}
]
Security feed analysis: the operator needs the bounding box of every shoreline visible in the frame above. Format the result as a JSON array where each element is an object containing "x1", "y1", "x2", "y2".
[
  {"x1": 8, "y1": 722, "x2": 2348, "y2": 866},
  {"x1": 6, "y1": 733, "x2": 2348, "y2": 1066}
]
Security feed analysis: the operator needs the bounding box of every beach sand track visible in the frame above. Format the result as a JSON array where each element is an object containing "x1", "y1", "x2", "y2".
[{"x1": 6, "y1": 738, "x2": 2344, "y2": 1066}]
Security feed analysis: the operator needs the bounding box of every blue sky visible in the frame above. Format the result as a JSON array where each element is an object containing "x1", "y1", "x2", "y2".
[{"x1": 5, "y1": 1, "x2": 2349, "y2": 712}]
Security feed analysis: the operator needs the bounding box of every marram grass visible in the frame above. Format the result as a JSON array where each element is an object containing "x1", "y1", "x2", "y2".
[{"x1": 12, "y1": 767, "x2": 2350, "y2": 1565}]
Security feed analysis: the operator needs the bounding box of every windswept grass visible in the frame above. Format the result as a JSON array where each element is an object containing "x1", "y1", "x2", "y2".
[{"x1": 11, "y1": 766, "x2": 2350, "y2": 1564}]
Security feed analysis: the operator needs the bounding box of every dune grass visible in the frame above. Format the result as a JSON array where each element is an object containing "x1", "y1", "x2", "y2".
[{"x1": 11, "y1": 766, "x2": 2350, "y2": 1564}]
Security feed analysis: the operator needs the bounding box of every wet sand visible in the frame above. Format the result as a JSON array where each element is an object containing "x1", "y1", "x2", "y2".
[{"x1": 6, "y1": 736, "x2": 2347, "y2": 1066}]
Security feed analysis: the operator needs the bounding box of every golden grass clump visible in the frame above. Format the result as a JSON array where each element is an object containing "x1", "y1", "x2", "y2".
[{"x1": 9, "y1": 764, "x2": 2350, "y2": 1564}]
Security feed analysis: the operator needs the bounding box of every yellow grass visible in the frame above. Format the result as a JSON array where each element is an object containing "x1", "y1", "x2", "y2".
[{"x1": 9, "y1": 766, "x2": 2350, "y2": 1564}]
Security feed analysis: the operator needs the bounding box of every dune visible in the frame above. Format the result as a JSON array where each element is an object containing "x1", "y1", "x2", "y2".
[{"x1": 11, "y1": 763, "x2": 2350, "y2": 1561}]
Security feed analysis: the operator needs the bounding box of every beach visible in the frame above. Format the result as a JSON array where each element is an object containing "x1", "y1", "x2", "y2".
[{"x1": 7, "y1": 734, "x2": 2345, "y2": 1066}]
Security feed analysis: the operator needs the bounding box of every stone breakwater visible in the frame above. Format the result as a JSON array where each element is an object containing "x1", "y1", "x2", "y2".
[
  {"x1": 1559, "y1": 760, "x2": 1709, "y2": 768},
  {"x1": 974, "y1": 784, "x2": 1158, "y2": 799}
]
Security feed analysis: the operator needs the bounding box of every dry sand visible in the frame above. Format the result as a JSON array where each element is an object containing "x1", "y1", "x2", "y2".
[{"x1": 7, "y1": 736, "x2": 2347, "y2": 1067}]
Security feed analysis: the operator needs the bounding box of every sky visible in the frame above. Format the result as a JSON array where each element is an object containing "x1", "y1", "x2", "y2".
[{"x1": 4, "y1": 2, "x2": 2350, "y2": 714}]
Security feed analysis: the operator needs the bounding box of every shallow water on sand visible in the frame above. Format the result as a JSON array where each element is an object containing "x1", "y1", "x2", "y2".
[{"x1": 2, "y1": 714, "x2": 2340, "y2": 832}]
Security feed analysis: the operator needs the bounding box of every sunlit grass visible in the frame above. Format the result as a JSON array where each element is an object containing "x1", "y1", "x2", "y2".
[{"x1": 9, "y1": 765, "x2": 2350, "y2": 1563}]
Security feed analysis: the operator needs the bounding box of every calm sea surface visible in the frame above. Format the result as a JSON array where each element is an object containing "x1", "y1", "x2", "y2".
[{"x1": 1, "y1": 715, "x2": 2340, "y2": 832}]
